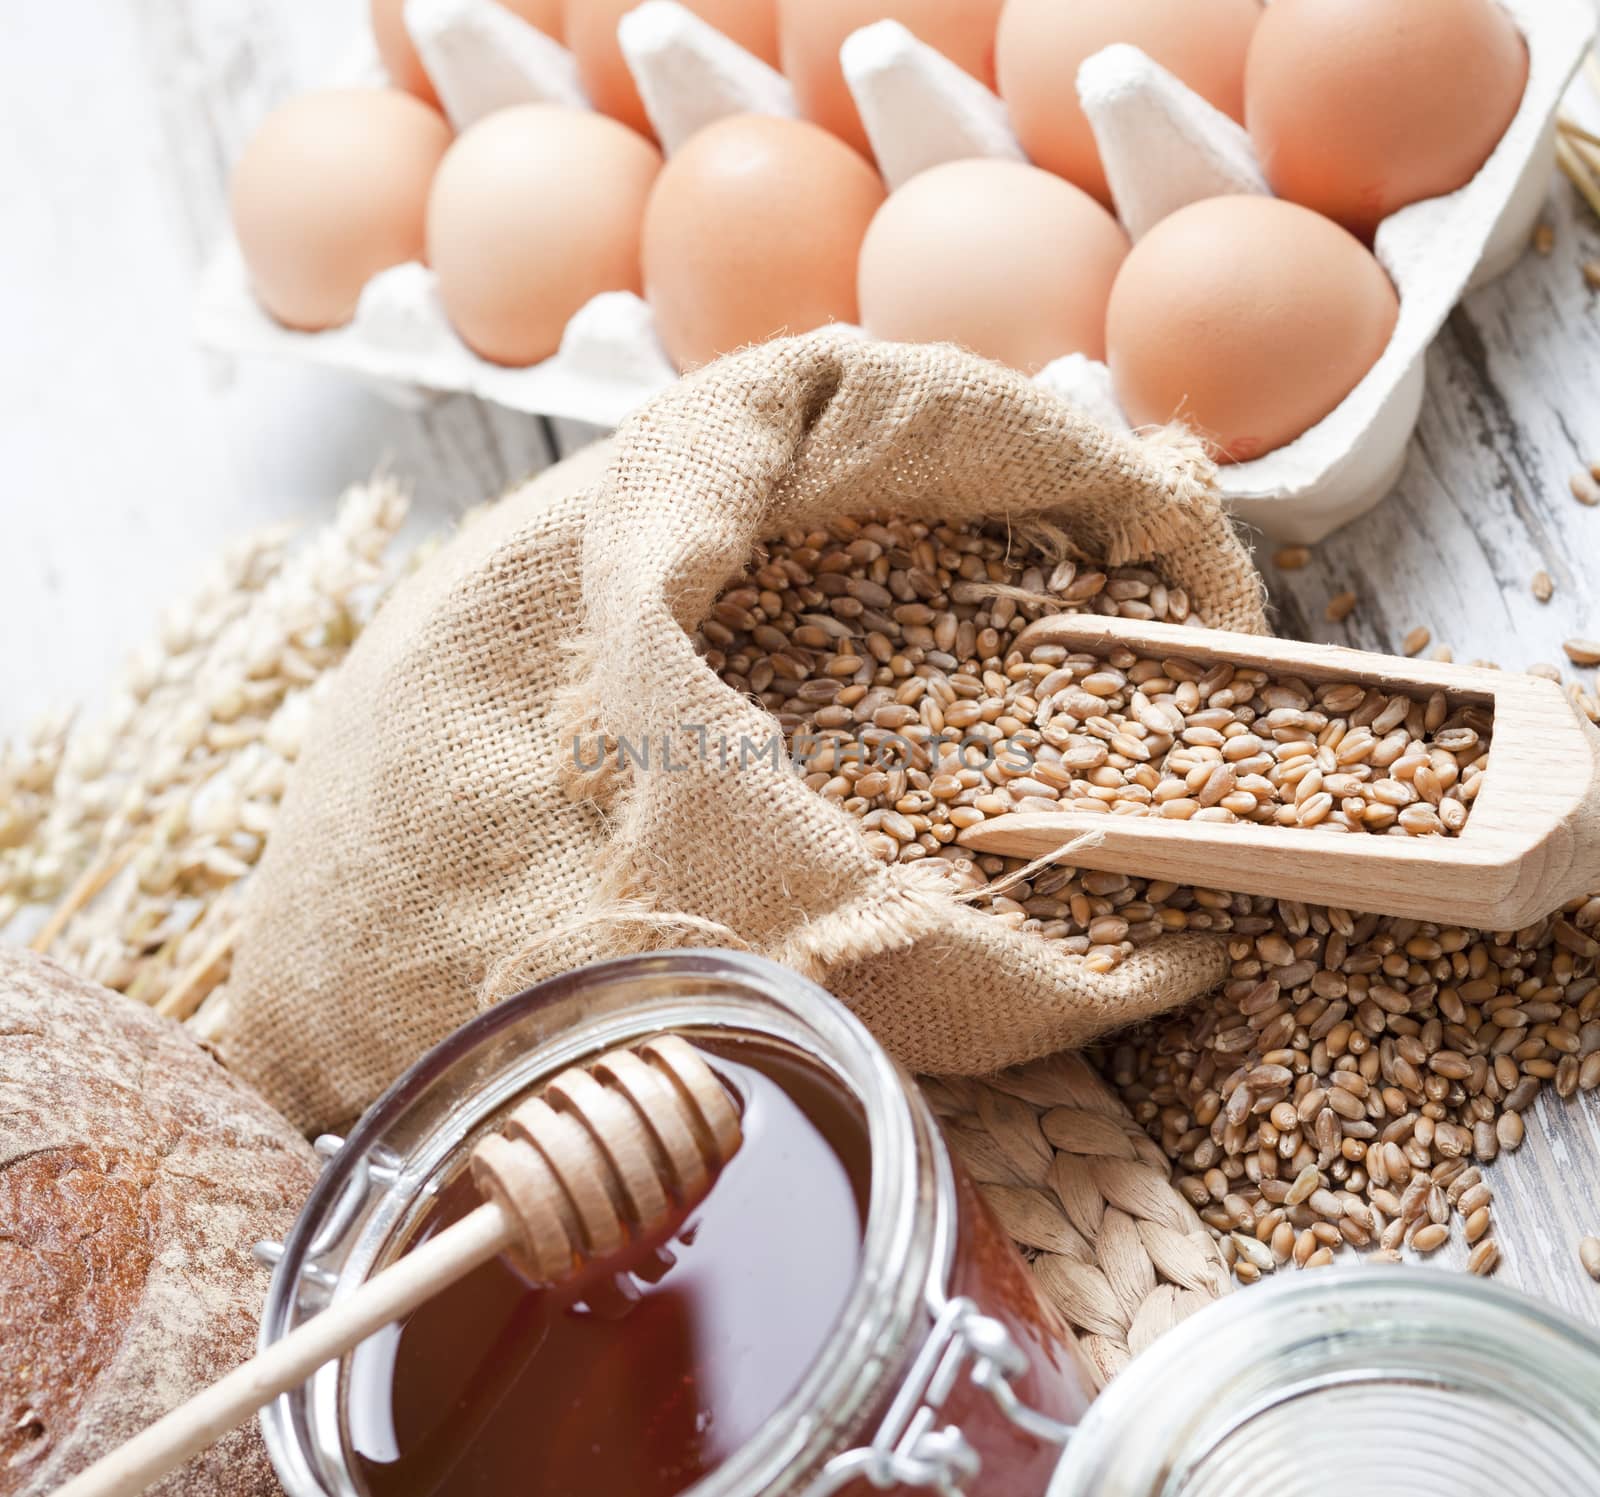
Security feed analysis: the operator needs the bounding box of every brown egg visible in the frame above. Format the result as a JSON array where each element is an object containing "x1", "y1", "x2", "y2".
[
  {"x1": 565, "y1": 0, "x2": 779, "y2": 139},
  {"x1": 371, "y1": 0, "x2": 565, "y2": 107},
  {"x1": 778, "y1": 0, "x2": 1004, "y2": 158},
  {"x1": 231, "y1": 89, "x2": 452, "y2": 332},
  {"x1": 1106, "y1": 196, "x2": 1399, "y2": 463},
  {"x1": 858, "y1": 160, "x2": 1128, "y2": 374},
  {"x1": 642, "y1": 115, "x2": 884, "y2": 371},
  {"x1": 1247, "y1": 0, "x2": 1529, "y2": 240},
  {"x1": 996, "y1": 0, "x2": 1262, "y2": 206},
  {"x1": 428, "y1": 105, "x2": 660, "y2": 365}
]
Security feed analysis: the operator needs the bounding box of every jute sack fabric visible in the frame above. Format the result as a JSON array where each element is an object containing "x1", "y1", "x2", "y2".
[{"x1": 221, "y1": 332, "x2": 1266, "y2": 1134}]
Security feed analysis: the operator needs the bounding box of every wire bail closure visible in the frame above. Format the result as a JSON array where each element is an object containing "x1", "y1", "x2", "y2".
[{"x1": 806, "y1": 1291, "x2": 1075, "y2": 1496}]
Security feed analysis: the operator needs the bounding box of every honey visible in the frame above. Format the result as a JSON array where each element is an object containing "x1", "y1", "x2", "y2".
[{"x1": 345, "y1": 1037, "x2": 871, "y2": 1497}]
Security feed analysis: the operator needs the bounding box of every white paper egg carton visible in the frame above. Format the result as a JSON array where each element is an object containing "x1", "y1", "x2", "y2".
[{"x1": 196, "y1": 0, "x2": 1595, "y2": 541}]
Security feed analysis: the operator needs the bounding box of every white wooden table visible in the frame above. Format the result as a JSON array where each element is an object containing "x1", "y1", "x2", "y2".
[{"x1": 4, "y1": 0, "x2": 1600, "y2": 1325}]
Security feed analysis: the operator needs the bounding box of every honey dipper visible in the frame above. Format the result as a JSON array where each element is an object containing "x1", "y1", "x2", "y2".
[
  {"x1": 56, "y1": 1036, "x2": 742, "y2": 1497},
  {"x1": 956, "y1": 614, "x2": 1600, "y2": 930}
]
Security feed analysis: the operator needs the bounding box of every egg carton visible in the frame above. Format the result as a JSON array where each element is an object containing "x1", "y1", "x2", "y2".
[{"x1": 196, "y1": 0, "x2": 1595, "y2": 540}]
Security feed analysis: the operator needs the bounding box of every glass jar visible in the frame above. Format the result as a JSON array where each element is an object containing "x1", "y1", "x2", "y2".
[
  {"x1": 1048, "y1": 1265, "x2": 1600, "y2": 1497},
  {"x1": 256, "y1": 950, "x2": 1091, "y2": 1497}
]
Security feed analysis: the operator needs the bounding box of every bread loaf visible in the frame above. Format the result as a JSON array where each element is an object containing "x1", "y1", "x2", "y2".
[{"x1": 0, "y1": 947, "x2": 317, "y2": 1495}]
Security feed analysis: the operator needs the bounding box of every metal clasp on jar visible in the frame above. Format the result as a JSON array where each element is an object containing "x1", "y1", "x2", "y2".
[
  {"x1": 253, "y1": 1134, "x2": 403, "y2": 1303},
  {"x1": 807, "y1": 1291, "x2": 1075, "y2": 1495}
]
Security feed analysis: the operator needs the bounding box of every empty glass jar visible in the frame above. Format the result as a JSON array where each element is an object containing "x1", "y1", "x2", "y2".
[{"x1": 1048, "y1": 1266, "x2": 1600, "y2": 1496}]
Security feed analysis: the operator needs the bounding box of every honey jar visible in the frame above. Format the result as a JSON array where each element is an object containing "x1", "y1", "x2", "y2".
[{"x1": 256, "y1": 951, "x2": 1092, "y2": 1496}]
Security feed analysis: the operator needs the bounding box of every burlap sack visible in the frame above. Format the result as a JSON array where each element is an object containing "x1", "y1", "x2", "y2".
[{"x1": 222, "y1": 333, "x2": 1266, "y2": 1133}]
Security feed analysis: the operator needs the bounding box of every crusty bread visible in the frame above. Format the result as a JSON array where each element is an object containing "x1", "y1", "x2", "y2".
[{"x1": 0, "y1": 948, "x2": 318, "y2": 1495}]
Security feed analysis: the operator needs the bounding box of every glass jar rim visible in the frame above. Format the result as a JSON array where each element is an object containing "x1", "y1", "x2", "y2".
[
  {"x1": 1050, "y1": 1265, "x2": 1600, "y2": 1497},
  {"x1": 259, "y1": 950, "x2": 951, "y2": 1497}
]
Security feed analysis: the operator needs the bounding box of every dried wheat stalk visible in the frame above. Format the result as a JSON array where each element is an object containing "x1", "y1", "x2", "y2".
[{"x1": 0, "y1": 480, "x2": 410, "y2": 1019}]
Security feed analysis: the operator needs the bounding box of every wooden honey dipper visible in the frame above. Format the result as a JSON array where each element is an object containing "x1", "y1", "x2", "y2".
[
  {"x1": 956, "y1": 614, "x2": 1600, "y2": 930},
  {"x1": 57, "y1": 1036, "x2": 741, "y2": 1497}
]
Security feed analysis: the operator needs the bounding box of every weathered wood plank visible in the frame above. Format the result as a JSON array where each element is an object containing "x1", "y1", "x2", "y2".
[{"x1": 1460, "y1": 1087, "x2": 1600, "y2": 1314}]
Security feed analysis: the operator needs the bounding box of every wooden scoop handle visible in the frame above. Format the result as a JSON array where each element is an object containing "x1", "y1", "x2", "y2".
[
  {"x1": 958, "y1": 808, "x2": 1525, "y2": 924},
  {"x1": 54, "y1": 1037, "x2": 740, "y2": 1497}
]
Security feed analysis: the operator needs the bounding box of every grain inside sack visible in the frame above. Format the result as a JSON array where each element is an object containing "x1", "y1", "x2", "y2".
[
  {"x1": 697, "y1": 521, "x2": 1492, "y2": 982},
  {"x1": 216, "y1": 331, "x2": 1264, "y2": 1134}
]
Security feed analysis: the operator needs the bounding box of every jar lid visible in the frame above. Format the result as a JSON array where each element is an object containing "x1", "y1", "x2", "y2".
[{"x1": 1049, "y1": 1267, "x2": 1600, "y2": 1497}]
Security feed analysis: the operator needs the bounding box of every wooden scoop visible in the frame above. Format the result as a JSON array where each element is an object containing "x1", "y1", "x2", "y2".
[
  {"x1": 56, "y1": 1035, "x2": 741, "y2": 1497},
  {"x1": 957, "y1": 614, "x2": 1600, "y2": 930}
]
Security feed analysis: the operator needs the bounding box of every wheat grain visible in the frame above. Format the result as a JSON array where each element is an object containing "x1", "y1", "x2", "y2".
[
  {"x1": 1103, "y1": 891, "x2": 1600, "y2": 1281},
  {"x1": 1410, "y1": 1223, "x2": 1449, "y2": 1254}
]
